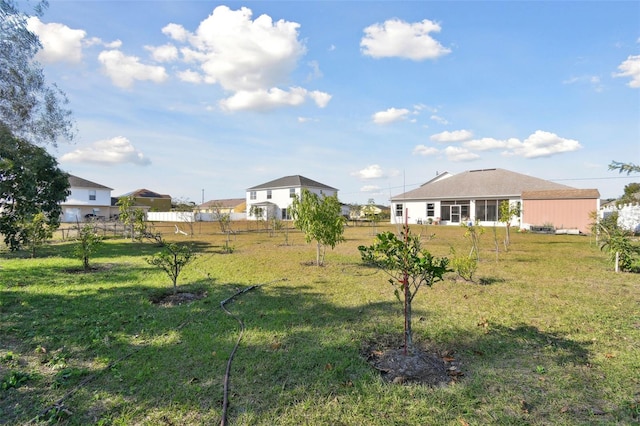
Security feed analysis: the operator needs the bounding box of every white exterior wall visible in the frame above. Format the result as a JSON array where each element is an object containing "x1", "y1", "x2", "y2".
[
  {"x1": 65, "y1": 187, "x2": 111, "y2": 206},
  {"x1": 246, "y1": 186, "x2": 337, "y2": 220},
  {"x1": 61, "y1": 186, "x2": 113, "y2": 222},
  {"x1": 391, "y1": 198, "x2": 522, "y2": 227}
]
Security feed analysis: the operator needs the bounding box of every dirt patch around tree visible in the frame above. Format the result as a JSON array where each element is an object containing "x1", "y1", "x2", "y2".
[
  {"x1": 149, "y1": 290, "x2": 208, "y2": 307},
  {"x1": 362, "y1": 334, "x2": 463, "y2": 386}
]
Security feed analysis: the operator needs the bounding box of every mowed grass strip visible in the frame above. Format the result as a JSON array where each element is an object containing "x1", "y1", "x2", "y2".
[{"x1": 1, "y1": 223, "x2": 638, "y2": 425}]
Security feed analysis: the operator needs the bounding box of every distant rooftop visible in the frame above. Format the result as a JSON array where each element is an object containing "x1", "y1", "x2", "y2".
[{"x1": 248, "y1": 175, "x2": 338, "y2": 191}]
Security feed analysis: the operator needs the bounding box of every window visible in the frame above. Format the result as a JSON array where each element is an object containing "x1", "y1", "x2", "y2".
[
  {"x1": 250, "y1": 191, "x2": 256, "y2": 200},
  {"x1": 289, "y1": 188, "x2": 296, "y2": 198},
  {"x1": 89, "y1": 190, "x2": 96, "y2": 201},
  {"x1": 267, "y1": 190, "x2": 272, "y2": 200},
  {"x1": 395, "y1": 203, "x2": 403, "y2": 217},
  {"x1": 475, "y1": 199, "x2": 508, "y2": 221},
  {"x1": 426, "y1": 203, "x2": 435, "y2": 217},
  {"x1": 282, "y1": 208, "x2": 289, "y2": 220},
  {"x1": 440, "y1": 200, "x2": 470, "y2": 223}
]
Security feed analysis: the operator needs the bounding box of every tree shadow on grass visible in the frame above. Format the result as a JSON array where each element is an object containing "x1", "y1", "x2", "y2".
[{"x1": 1, "y1": 278, "x2": 633, "y2": 425}]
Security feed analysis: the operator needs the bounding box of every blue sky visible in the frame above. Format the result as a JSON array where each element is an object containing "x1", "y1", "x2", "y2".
[{"x1": 32, "y1": 1, "x2": 639, "y2": 205}]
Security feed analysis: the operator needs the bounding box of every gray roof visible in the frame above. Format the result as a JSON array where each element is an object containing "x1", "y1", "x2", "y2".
[
  {"x1": 120, "y1": 188, "x2": 171, "y2": 199},
  {"x1": 391, "y1": 168, "x2": 574, "y2": 201},
  {"x1": 68, "y1": 174, "x2": 112, "y2": 190},
  {"x1": 200, "y1": 198, "x2": 246, "y2": 208},
  {"x1": 248, "y1": 175, "x2": 337, "y2": 191}
]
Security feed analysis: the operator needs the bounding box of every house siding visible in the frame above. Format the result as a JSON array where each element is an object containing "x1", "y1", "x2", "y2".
[
  {"x1": 523, "y1": 198, "x2": 598, "y2": 234},
  {"x1": 246, "y1": 176, "x2": 338, "y2": 220},
  {"x1": 61, "y1": 176, "x2": 114, "y2": 222}
]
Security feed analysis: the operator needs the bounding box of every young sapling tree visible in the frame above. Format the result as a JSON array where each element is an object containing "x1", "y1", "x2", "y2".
[
  {"x1": 290, "y1": 188, "x2": 345, "y2": 266},
  {"x1": 23, "y1": 212, "x2": 53, "y2": 257},
  {"x1": 74, "y1": 223, "x2": 103, "y2": 271},
  {"x1": 146, "y1": 243, "x2": 196, "y2": 294},
  {"x1": 359, "y1": 225, "x2": 450, "y2": 353}
]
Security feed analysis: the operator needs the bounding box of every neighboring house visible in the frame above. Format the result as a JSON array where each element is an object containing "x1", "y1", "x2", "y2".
[
  {"x1": 349, "y1": 204, "x2": 390, "y2": 221},
  {"x1": 390, "y1": 168, "x2": 599, "y2": 234},
  {"x1": 246, "y1": 175, "x2": 338, "y2": 220},
  {"x1": 118, "y1": 189, "x2": 172, "y2": 212},
  {"x1": 197, "y1": 198, "x2": 246, "y2": 221},
  {"x1": 61, "y1": 175, "x2": 114, "y2": 222},
  {"x1": 198, "y1": 198, "x2": 246, "y2": 215}
]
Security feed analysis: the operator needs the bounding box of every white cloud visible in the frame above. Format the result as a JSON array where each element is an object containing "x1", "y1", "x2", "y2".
[
  {"x1": 145, "y1": 43, "x2": 179, "y2": 62},
  {"x1": 163, "y1": 5, "x2": 306, "y2": 92},
  {"x1": 563, "y1": 75, "x2": 603, "y2": 92},
  {"x1": 444, "y1": 146, "x2": 480, "y2": 162},
  {"x1": 360, "y1": 185, "x2": 381, "y2": 192},
  {"x1": 430, "y1": 115, "x2": 449, "y2": 125},
  {"x1": 412, "y1": 145, "x2": 439, "y2": 156},
  {"x1": 506, "y1": 130, "x2": 582, "y2": 158},
  {"x1": 98, "y1": 50, "x2": 168, "y2": 88},
  {"x1": 372, "y1": 108, "x2": 410, "y2": 124},
  {"x1": 60, "y1": 136, "x2": 151, "y2": 166},
  {"x1": 177, "y1": 69, "x2": 203, "y2": 84},
  {"x1": 430, "y1": 129, "x2": 473, "y2": 143},
  {"x1": 219, "y1": 87, "x2": 330, "y2": 111},
  {"x1": 27, "y1": 17, "x2": 86, "y2": 64},
  {"x1": 309, "y1": 91, "x2": 332, "y2": 108},
  {"x1": 352, "y1": 164, "x2": 384, "y2": 179},
  {"x1": 613, "y1": 55, "x2": 640, "y2": 88},
  {"x1": 297, "y1": 117, "x2": 318, "y2": 123},
  {"x1": 361, "y1": 18, "x2": 451, "y2": 60},
  {"x1": 463, "y1": 137, "x2": 521, "y2": 151},
  {"x1": 162, "y1": 23, "x2": 189, "y2": 42},
  {"x1": 307, "y1": 60, "x2": 323, "y2": 80}
]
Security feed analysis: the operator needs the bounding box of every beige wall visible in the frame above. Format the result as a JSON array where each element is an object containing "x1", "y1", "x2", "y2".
[{"x1": 523, "y1": 199, "x2": 597, "y2": 234}]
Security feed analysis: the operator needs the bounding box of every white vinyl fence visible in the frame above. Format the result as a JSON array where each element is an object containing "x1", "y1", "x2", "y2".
[
  {"x1": 146, "y1": 212, "x2": 245, "y2": 222},
  {"x1": 601, "y1": 203, "x2": 640, "y2": 233}
]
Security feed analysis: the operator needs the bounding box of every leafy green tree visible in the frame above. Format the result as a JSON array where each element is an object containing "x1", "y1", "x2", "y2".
[
  {"x1": 609, "y1": 161, "x2": 640, "y2": 176},
  {"x1": 0, "y1": 0, "x2": 74, "y2": 146},
  {"x1": 146, "y1": 243, "x2": 196, "y2": 294},
  {"x1": 290, "y1": 188, "x2": 346, "y2": 266},
  {"x1": 359, "y1": 226, "x2": 450, "y2": 353},
  {"x1": 117, "y1": 196, "x2": 146, "y2": 241},
  {"x1": 619, "y1": 182, "x2": 640, "y2": 205},
  {"x1": 0, "y1": 126, "x2": 70, "y2": 250},
  {"x1": 23, "y1": 211, "x2": 53, "y2": 257},
  {"x1": 74, "y1": 223, "x2": 103, "y2": 272},
  {"x1": 499, "y1": 200, "x2": 521, "y2": 250}
]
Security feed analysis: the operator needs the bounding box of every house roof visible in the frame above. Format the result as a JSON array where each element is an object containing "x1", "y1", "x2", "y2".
[
  {"x1": 119, "y1": 189, "x2": 171, "y2": 199},
  {"x1": 68, "y1": 174, "x2": 112, "y2": 190},
  {"x1": 391, "y1": 168, "x2": 574, "y2": 201},
  {"x1": 200, "y1": 198, "x2": 246, "y2": 208},
  {"x1": 247, "y1": 175, "x2": 338, "y2": 191},
  {"x1": 522, "y1": 189, "x2": 600, "y2": 200}
]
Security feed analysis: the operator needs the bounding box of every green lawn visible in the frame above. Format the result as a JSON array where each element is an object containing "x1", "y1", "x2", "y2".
[{"x1": 1, "y1": 223, "x2": 639, "y2": 425}]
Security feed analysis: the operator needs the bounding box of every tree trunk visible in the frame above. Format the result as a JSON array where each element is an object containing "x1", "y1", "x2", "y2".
[{"x1": 404, "y1": 279, "x2": 412, "y2": 354}]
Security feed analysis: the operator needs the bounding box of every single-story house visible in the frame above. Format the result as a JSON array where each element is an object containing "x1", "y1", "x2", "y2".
[
  {"x1": 118, "y1": 188, "x2": 172, "y2": 212},
  {"x1": 246, "y1": 175, "x2": 338, "y2": 220},
  {"x1": 61, "y1": 175, "x2": 115, "y2": 222},
  {"x1": 198, "y1": 198, "x2": 246, "y2": 215},
  {"x1": 197, "y1": 198, "x2": 246, "y2": 221},
  {"x1": 390, "y1": 168, "x2": 599, "y2": 234},
  {"x1": 349, "y1": 204, "x2": 391, "y2": 221}
]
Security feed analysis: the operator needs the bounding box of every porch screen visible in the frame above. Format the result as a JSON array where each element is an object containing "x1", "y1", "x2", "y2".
[
  {"x1": 475, "y1": 199, "x2": 508, "y2": 221},
  {"x1": 440, "y1": 200, "x2": 469, "y2": 222}
]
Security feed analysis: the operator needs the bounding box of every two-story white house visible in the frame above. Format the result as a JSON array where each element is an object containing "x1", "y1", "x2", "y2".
[
  {"x1": 61, "y1": 175, "x2": 114, "y2": 222},
  {"x1": 246, "y1": 175, "x2": 338, "y2": 221}
]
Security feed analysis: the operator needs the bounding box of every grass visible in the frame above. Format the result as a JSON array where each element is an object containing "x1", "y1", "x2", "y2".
[{"x1": 1, "y1": 222, "x2": 639, "y2": 425}]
